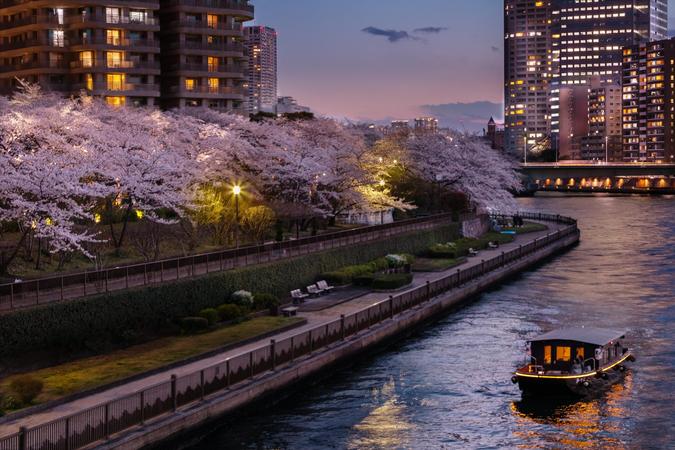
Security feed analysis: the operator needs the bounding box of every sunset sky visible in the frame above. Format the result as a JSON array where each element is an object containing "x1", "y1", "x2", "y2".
[{"x1": 250, "y1": 0, "x2": 675, "y2": 130}]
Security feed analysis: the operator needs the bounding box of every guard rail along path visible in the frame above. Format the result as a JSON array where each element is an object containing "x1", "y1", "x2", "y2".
[
  {"x1": 0, "y1": 212, "x2": 578, "y2": 450},
  {"x1": 0, "y1": 213, "x2": 460, "y2": 312}
]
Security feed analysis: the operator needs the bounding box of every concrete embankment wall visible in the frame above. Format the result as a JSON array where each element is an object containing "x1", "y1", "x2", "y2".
[{"x1": 102, "y1": 228, "x2": 579, "y2": 450}]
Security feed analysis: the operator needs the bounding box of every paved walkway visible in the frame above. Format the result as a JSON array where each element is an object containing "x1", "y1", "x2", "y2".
[{"x1": 0, "y1": 223, "x2": 561, "y2": 437}]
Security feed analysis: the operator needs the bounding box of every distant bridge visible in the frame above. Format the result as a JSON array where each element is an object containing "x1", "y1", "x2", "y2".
[{"x1": 520, "y1": 163, "x2": 675, "y2": 194}]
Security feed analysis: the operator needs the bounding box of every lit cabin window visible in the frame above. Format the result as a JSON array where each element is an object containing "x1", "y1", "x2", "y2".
[
  {"x1": 544, "y1": 345, "x2": 552, "y2": 364},
  {"x1": 576, "y1": 347, "x2": 585, "y2": 361},
  {"x1": 556, "y1": 346, "x2": 571, "y2": 362}
]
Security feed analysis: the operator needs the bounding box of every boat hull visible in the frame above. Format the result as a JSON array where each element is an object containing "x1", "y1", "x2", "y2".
[{"x1": 517, "y1": 367, "x2": 627, "y2": 397}]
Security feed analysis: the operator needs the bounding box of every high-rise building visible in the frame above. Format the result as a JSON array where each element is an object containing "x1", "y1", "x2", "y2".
[
  {"x1": 275, "y1": 95, "x2": 309, "y2": 115},
  {"x1": 414, "y1": 117, "x2": 439, "y2": 134},
  {"x1": 622, "y1": 38, "x2": 675, "y2": 163},
  {"x1": 158, "y1": 0, "x2": 253, "y2": 111},
  {"x1": 503, "y1": 0, "x2": 554, "y2": 157},
  {"x1": 581, "y1": 81, "x2": 622, "y2": 161},
  {"x1": 244, "y1": 25, "x2": 276, "y2": 114},
  {"x1": 558, "y1": 85, "x2": 589, "y2": 160},
  {"x1": 550, "y1": 0, "x2": 668, "y2": 140},
  {"x1": 0, "y1": 1, "x2": 162, "y2": 106},
  {"x1": 0, "y1": 0, "x2": 254, "y2": 111}
]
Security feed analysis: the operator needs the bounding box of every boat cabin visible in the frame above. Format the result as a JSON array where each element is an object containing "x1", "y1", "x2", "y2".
[{"x1": 528, "y1": 327, "x2": 627, "y2": 374}]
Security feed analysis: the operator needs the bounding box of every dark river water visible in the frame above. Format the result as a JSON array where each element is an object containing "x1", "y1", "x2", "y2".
[{"x1": 184, "y1": 194, "x2": 675, "y2": 450}]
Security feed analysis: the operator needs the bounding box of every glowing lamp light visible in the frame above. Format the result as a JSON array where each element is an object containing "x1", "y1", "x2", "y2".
[
  {"x1": 379, "y1": 180, "x2": 386, "y2": 187},
  {"x1": 233, "y1": 185, "x2": 242, "y2": 196},
  {"x1": 94, "y1": 213, "x2": 101, "y2": 224},
  {"x1": 136, "y1": 210, "x2": 144, "y2": 219}
]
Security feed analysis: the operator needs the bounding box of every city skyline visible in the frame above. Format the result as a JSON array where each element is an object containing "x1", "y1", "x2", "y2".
[{"x1": 251, "y1": 0, "x2": 675, "y2": 130}]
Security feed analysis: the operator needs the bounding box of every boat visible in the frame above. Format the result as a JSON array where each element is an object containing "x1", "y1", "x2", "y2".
[{"x1": 512, "y1": 327, "x2": 635, "y2": 396}]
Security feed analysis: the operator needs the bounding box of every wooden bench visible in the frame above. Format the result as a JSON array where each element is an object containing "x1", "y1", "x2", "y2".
[
  {"x1": 290, "y1": 289, "x2": 309, "y2": 304},
  {"x1": 307, "y1": 284, "x2": 324, "y2": 296},
  {"x1": 317, "y1": 280, "x2": 334, "y2": 292},
  {"x1": 282, "y1": 306, "x2": 299, "y2": 317}
]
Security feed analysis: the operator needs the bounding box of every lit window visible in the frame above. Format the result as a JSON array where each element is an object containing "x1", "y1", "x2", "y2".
[
  {"x1": 544, "y1": 345, "x2": 552, "y2": 364},
  {"x1": 207, "y1": 14, "x2": 218, "y2": 28},
  {"x1": 185, "y1": 78, "x2": 196, "y2": 91},
  {"x1": 208, "y1": 77, "x2": 219, "y2": 93},
  {"x1": 129, "y1": 10, "x2": 147, "y2": 24},
  {"x1": 106, "y1": 96, "x2": 126, "y2": 107},
  {"x1": 106, "y1": 29, "x2": 121, "y2": 46},
  {"x1": 106, "y1": 51, "x2": 122, "y2": 68},
  {"x1": 208, "y1": 56, "x2": 218, "y2": 72},
  {"x1": 106, "y1": 73, "x2": 125, "y2": 91},
  {"x1": 79, "y1": 51, "x2": 93, "y2": 68},
  {"x1": 85, "y1": 74, "x2": 93, "y2": 91},
  {"x1": 106, "y1": 7, "x2": 120, "y2": 24},
  {"x1": 49, "y1": 29, "x2": 65, "y2": 47},
  {"x1": 556, "y1": 346, "x2": 571, "y2": 362}
]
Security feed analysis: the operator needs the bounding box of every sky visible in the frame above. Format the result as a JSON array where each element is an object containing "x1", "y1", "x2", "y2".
[{"x1": 249, "y1": 0, "x2": 675, "y2": 130}]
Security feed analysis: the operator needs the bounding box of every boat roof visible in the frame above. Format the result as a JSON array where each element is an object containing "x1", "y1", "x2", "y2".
[{"x1": 530, "y1": 327, "x2": 626, "y2": 346}]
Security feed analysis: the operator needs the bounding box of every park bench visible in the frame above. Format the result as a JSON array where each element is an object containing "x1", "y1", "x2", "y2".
[
  {"x1": 488, "y1": 241, "x2": 499, "y2": 249},
  {"x1": 290, "y1": 289, "x2": 308, "y2": 304},
  {"x1": 468, "y1": 248, "x2": 479, "y2": 257},
  {"x1": 282, "y1": 306, "x2": 299, "y2": 317},
  {"x1": 317, "y1": 280, "x2": 334, "y2": 293},
  {"x1": 306, "y1": 284, "x2": 324, "y2": 296}
]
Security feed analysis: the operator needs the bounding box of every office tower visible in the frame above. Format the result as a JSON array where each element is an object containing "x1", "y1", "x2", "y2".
[
  {"x1": 558, "y1": 85, "x2": 589, "y2": 160},
  {"x1": 0, "y1": 1, "x2": 161, "y2": 106},
  {"x1": 622, "y1": 38, "x2": 675, "y2": 163},
  {"x1": 550, "y1": 0, "x2": 668, "y2": 143},
  {"x1": 158, "y1": 0, "x2": 253, "y2": 111},
  {"x1": 244, "y1": 25, "x2": 277, "y2": 114},
  {"x1": 503, "y1": 0, "x2": 554, "y2": 158},
  {"x1": 580, "y1": 80, "x2": 622, "y2": 161},
  {"x1": 414, "y1": 117, "x2": 439, "y2": 134}
]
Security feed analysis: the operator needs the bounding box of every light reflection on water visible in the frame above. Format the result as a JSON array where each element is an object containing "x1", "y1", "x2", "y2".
[{"x1": 185, "y1": 195, "x2": 675, "y2": 450}]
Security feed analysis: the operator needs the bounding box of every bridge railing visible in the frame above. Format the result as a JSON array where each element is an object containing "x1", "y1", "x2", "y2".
[{"x1": 0, "y1": 213, "x2": 579, "y2": 450}]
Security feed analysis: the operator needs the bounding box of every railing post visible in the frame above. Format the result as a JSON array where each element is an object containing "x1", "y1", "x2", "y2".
[
  {"x1": 10, "y1": 282, "x2": 14, "y2": 310},
  {"x1": 125, "y1": 267, "x2": 129, "y2": 289},
  {"x1": 270, "y1": 339, "x2": 276, "y2": 371},
  {"x1": 340, "y1": 314, "x2": 346, "y2": 340},
  {"x1": 144, "y1": 264, "x2": 148, "y2": 285},
  {"x1": 501, "y1": 251, "x2": 505, "y2": 265},
  {"x1": 200, "y1": 369, "x2": 205, "y2": 400},
  {"x1": 290, "y1": 337, "x2": 295, "y2": 361},
  {"x1": 226, "y1": 359, "x2": 231, "y2": 388},
  {"x1": 426, "y1": 280, "x2": 431, "y2": 300},
  {"x1": 140, "y1": 390, "x2": 145, "y2": 424},
  {"x1": 84, "y1": 271, "x2": 87, "y2": 296},
  {"x1": 249, "y1": 351, "x2": 254, "y2": 378},
  {"x1": 35, "y1": 280, "x2": 39, "y2": 305},
  {"x1": 367, "y1": 308, "x2": 371, "y2": 327},
  {"x1": 160, "y1": 261, "x2": 164, "y2": 282},
  {"x1": 104, "y1": 403, "x2": 110, "y2": 439},
  {"x1": 456, "y1": 268, "x2": 461, "y2": 285},
  {"x1": 65, "y1": 417, "x2": 70, "y2": 450},
  {"x1": 105, "y1": 269, "x2": 109, "y2": 292},
  {"x1": 60, "y1": 276, "x2": 64, "y2": 302},
  {"x1": 171, "y1": 374, "x2": 177, "y2": 412},
  {"x1": 19, "y1": 426, "x2": 27, "y2": 450},
  {"x1": 389, "y1": 295, "x2": 394, "y2": 318},
  {"x1": 481, "y1": 259, "x2": 485, "y2": 274}
]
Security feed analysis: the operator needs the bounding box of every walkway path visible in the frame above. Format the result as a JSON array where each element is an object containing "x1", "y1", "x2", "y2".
[{"x1": 0, "y1": 223, "x2": 561, "y2": 437}]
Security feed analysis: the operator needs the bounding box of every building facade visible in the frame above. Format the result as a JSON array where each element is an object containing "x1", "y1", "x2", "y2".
[
  {"x1": 504, "y1": 0, "x2": 554, "y2": 158},
  {"x1": 0, "y1": 0, "x2": 253, "y2": 111},
  {"x1": 275, "y1": 95, "x2": 309, "y2": 115},
  {"x1": 244, "y1": 25, "x2": 276, "y2": 114},
  {"x1": 414, "y1": 116, "x2": 439, "y2": 134},
  {"x1": 550, "y1": 0, "x2": 668, "y2": 150},
  {"x1": 622, "y1": 38, "x2": 675, "y2": 163},
  {"x1": 581, "y1": 81, "x2": 622, "y2": 161}
]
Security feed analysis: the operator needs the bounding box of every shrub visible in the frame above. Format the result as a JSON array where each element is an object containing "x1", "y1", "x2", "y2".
[
  {"x1": 217, "y1": 304, "x2": 243, "y2": 322},
  {"x1": 371, "y1": 273, "x2": 413, "y2": 290},
  {"x1": 231, "y1": 290, "x2": 254, "y2": 307},
  {"x1": 386, "y1": 254, "x2": 408, "y2": 268},
  {"x1": 1, "y1": 394, "x2": 21, "y2": 412},
  {"x1": 427, "y1": 242, "x2": 458, "y2": 258},
  {"x1": 0, "y1": 224, "x2": 459, "y2": 358},
  {"x1": 198, "y1": 308, "x2": 219, "y2": 326},
  {"x1": 353, "y1": 274, "x2": 375, "y2": 287},
  {"x1": 179, "y1": 317, "x2": 209, "y2": 334},
  {"x1": 9, "y1": 376, "x2": 43, "y2": 405},
  {"x1": 253, "y1": 293, "x2": 279, "y2": 311}
]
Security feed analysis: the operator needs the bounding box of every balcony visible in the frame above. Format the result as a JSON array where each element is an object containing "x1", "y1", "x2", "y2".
[
  {"x1": 167, "y1": 62, "x2": 245, "y2": 74},
  {"x1": 0, "y1": 60, "x2": 68, "y2": 73},
  {"x1": 163, "y1": 0, "x2": 253, "y2": 14},
  {"x1": 69, "y1": 60, "x2": 160, "y2": 71},
  {"x1": 167, "y1": 41, "x2": 243, "y2": 53},
  {"x1": 68, "y1": 14, "x2": 159, "y2": 27},
  {"x1": 0, "y1": 39, "x2": 66, "y2": 51},
  {"x1": 70, "y1": 37, "x2": 159, "y2": 49},
  {"x1": 168, "y1": 84, "x2": 245, "y2": 97},
  {"x1": 72, "y1": 82, "x2": 160, "y2": 95},
  {"x1": 0, "y1": 15, "x2": 61, "y2": 31}
]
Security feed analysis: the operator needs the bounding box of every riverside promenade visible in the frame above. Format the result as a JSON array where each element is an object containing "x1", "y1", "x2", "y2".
[{"x1": 0, "y1": 214, "x2": 579, "y2": 450}]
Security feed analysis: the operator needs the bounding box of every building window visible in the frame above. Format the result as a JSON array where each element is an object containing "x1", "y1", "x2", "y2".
[
  {"x1": 106, "y1": 51, "x2": 122, "y2": 68},
  {"x1": 185, "y1": 78, "x2": 196, "y2": 91},
  {"x1": 207, "y1": 14, "x2": 218, "y2": 28},
  {"x1": 106, "y1": 96, "x2": 125, "y2": 107},
  {"x1": 106, "y1": 29, "x2": 121, "y2": 46},
  {"x1": 49, "y1": 30, "x2": 65, "y2": 47},
  {"x1": 556, "y1": 346, "x2": 571, "y2": 362},
  {"x1": 79, "y1": 51, "x2": 94, "y2": 68},
  {"x1": 49, "y1": 52, "x2": 63, "y2": 68},
  {"x1": 208, "y1": 56, "x2": 218, "y2": 72},
  {"x1": 208, "y1": 78, "x2": 219, "y2": 93},
  {"x1": 106, "y1": 7, "x2": 121, "y2": 24},
  {"x1": 85, "y1": 74, "x2": 93, "y2": 91},
  {"x1": 106, "y1": 73, "x2": 125, "y2": 91},
  {"x1": 129, "y1": 10, "x2": 147, "y2": 24}
]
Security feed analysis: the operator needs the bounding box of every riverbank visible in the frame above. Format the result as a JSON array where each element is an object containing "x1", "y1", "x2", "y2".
[{"x1": 0, "y1": 214, "x2": 578, "y2": 450}]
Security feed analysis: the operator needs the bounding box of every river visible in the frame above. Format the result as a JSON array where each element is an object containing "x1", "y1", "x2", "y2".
[{"x1": 184, "y1": 194, "x2": 675, "y2": 450}]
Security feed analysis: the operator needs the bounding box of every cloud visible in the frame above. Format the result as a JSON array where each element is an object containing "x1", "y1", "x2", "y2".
[
  {"x1": 361, "y1": 26, "x2": 417, "y2": 43},
  {"x1": 413, "y1": 26, "x2": 447, "y2": 34},
  {"x1": 420, "y1": 101, "x2": 503, "y2": 132}
]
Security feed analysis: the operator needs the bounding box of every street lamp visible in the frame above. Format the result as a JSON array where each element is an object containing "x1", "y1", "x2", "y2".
[
  {"x1": 523, "y1": 129, "x2": 528, "y2": 165},
  {"x1": 233, "y1": 185, "x2": 241, "y2": 248},
  {"x1": 605, "y1": 135, "x2": 609, "y2": 165}
]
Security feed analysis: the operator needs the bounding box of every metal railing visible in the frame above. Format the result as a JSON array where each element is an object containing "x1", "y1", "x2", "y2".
[
  {"x1": 0, "y1": 213, "x2": 578, "y2": 450},
  {"x1": 0, "y1": 213, "x2": 456, "y2": 312}
]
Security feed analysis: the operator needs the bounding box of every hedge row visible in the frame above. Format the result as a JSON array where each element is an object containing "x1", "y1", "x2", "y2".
[{"x1": 0, "y1": 224, "x2": 459, "y2": 357}]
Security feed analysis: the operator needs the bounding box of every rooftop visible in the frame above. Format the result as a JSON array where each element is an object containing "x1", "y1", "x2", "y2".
[{"x1": 530, "y1": 327, "x2": 626, "y2": 346}]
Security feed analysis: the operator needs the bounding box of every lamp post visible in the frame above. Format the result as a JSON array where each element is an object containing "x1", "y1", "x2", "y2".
[
  {"x1": 233, "y1": 185, "x2": 241, "y2": 248},
  {"x1": 523, "y1": 128, "x2": 528, "y2": 165},
  {"x1": 605, "y1": 135, "x2": 609, "y2": 164}
]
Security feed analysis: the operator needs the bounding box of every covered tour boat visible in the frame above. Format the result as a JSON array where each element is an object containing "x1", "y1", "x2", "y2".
[{"x1": 512, "y1": 327, "x2": 635, "y2": 396}]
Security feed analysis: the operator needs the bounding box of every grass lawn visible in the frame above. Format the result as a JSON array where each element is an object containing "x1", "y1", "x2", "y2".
[
  {"x1": 0, "y1": 316, "x2": 303, "y2": 410},
  {"x1": 413, "y1": 257, "x2": 466, "y2": 272}
]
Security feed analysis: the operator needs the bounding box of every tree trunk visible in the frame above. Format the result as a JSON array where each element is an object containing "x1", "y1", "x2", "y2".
[
  {"x1": 113, "y1": 201, "x2": 133, "y2": 257},
  {"x1": 0, "y1": 228, "x2": 30, "y2": 276},
  {"x1": 34, "y1": 238, "x2": 42, "y2": 270}
]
